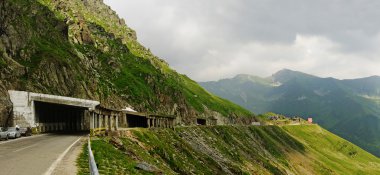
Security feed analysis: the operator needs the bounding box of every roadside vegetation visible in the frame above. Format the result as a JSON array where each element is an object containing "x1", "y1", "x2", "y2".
[{"x1": 77, "y1": 125, "x2": 380, "y2": 175}]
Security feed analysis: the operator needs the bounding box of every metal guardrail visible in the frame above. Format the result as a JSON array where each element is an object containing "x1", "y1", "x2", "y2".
[
  {"x1": 88, "y1": 136, "x2": 99, "y2": 175},
  {"x1": 91, "y1": 128, "x2": 107, "y2": 136}
]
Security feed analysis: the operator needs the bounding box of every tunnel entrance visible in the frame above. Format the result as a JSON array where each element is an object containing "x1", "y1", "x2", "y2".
[
  {"x1": 197, "y1": 118, "x2": 207, "y2": 125},
  {"x1": 34, "y1": 101, "x2": 87, "y2": 132},
  {"x1": 126, "y1": 114, "x2": 148, "y2": 128}
]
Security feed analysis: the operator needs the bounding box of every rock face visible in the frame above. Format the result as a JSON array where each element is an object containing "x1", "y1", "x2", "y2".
[
  {"x1": 135, "y1": 162, "x2": 162, "y2": 174},
  {"x1": 0, "y1": 0, "x2": 252, "y2": 126}
]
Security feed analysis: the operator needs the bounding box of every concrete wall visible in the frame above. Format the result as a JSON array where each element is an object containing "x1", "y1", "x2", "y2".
[
  {"x1": 9, "y1": 91, "x2": 33, "y2": 127},
  {"x1": 8, "y1": 90, "x2": 100, "y2": 127}
]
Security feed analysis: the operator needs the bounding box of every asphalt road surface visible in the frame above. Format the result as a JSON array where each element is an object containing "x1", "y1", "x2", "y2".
[{"x1": 0, "y1": 133, "x2": 83, "y2": 175}]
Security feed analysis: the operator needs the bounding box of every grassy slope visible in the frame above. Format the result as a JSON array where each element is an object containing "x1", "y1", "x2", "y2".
[
  {"x1": 77, "y1": 125, "x2": 380, "y2": 175},
  {"x1": 283, "y1": 125, "x2": 380, "y2": 174},
  {"x1": 42, "y1": 0, "x2": 252, "y2": 117}
]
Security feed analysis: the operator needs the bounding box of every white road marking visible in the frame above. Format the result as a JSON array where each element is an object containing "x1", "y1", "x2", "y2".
[
  {"x1": 13, "y1": 143, "x2": 39, "y2": 152},
  {"x1": 43, "y1": 136, "x2": 82, "y2": 175}
]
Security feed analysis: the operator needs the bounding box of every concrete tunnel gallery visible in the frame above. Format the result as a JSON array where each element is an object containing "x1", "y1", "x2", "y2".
[
  {"x1": 8, "y1": 90, "x2": 178, "y2": 134},
  {"x1": 34, "y1": 101, "x2": 86, "y2": 132}
]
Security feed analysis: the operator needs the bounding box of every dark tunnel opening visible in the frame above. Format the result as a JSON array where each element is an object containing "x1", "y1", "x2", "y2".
[
  {"x1": 126, "y1": 114, "x2": 148, "y2": 128},
  {"x1": 34, "y1": 101, "x2": 87, "y2": 133},
  {"x1": 197, "y1": 119, "x2": 206, "y2": 125}
]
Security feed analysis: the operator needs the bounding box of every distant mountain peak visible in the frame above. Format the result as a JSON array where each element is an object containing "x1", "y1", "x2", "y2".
[
  {"x1": 232, "y1": 74, "x2": 272, "y2": 85},
  {"x1": 234, "y1": 74, "x2": 262, "y2": 80},
  {"x1": 234, "y1": 74, "x2": 253, "y2": 79},
  {"x1": 273, "y1": 69, "x2": 309, "y2": 77},
  {"x1": 272, "y1": 69, "x2": 318, "y2": 83}
]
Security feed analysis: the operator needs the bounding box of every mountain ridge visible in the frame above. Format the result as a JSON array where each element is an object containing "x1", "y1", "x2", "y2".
[{"x1": 200, "y1": 69, "x2": 380, "y2": 157}]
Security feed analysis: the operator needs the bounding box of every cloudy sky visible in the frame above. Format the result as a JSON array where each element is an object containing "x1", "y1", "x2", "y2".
[{"x1": 104, "y1": 0, "x2": 380, "y2": 81}]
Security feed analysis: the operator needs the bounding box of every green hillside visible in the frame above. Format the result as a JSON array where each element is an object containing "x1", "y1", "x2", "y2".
[
  {"x1": 0, "y1": 0, "x2": 251, "y2": 125},
  {"x1": 200, "y1": 69, "x2": 380, "y2": 157},
  {"x1": 78, "y1": 125, "x2": 380, "y2": 175}
]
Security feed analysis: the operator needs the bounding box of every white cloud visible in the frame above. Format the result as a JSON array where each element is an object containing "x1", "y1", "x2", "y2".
[{"x1": 104, "y1": 0, "x2": 380, "y2": 81}]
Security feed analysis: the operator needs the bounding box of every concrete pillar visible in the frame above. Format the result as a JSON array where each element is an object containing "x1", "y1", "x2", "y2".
[
  {"x1": 105, "y1": 115, "x2": 109, "y2": 130},
  {"x1": 93, "y1": 113, "x2": 96, "y2": 129},
  {"x1": 102, "y1": 115, "x2": 106, "y2": 129},
  {"x1": 110, "y1": 115, "x2": 113, "y2": 130},
  {"x1": 96, "y1": 114, "x2": 99, "y2": 128},
  {"x1": 108, "y1": 115, "x2": 112, "y2": 131},
  {"x1": 90, "y1": 112, "x2": 94, "y2": 129},
  {"x1": 98, "y1": 114, "x2": 101, "y2": 128},
  {"x1": 125, "y1": 114, "x2": 128, "y2": 127},
  {"x1": 147, "y1": 118, "x2": 151, "y2": 128},
  {"x1": 123, "y1": 114, "x2": 127, "y2": 127},
  {"x1": 96, "y1": 114, "x2": 101, "y2": 128},
  {"x1": 104, "y1": 115, "x2": 107, "y2": 128},
  {"x1": 115, "y1": 115, "x2": 118, "y2": 131}
]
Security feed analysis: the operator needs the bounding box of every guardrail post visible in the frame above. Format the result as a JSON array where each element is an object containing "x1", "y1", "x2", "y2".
[{"x1": 88, "y1": 135, "x2": 99, "y2": 175}]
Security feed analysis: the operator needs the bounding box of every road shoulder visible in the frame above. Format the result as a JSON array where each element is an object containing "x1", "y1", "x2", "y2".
[{"x1": 52, "y1": 137, "x2": 86, "y2": 175}]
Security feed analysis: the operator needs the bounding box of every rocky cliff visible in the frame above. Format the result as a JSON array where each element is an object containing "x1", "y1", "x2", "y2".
[{"x1": 0, "y1": 0, "x2": 252, "y2": 126}]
